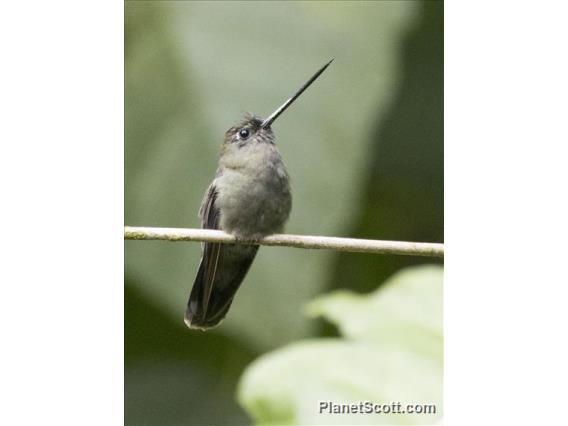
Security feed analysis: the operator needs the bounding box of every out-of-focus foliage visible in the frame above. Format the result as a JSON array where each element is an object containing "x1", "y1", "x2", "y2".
[
  {"x1": 327, "y1": 1, "x2": 444, "y2": 298},
  {"x1": 238, "y1": 265, "x2": 443, "y2": 425},
  {"x1": 124, "y1": 280, "x2": 256, "y2": 425},
  {"x1": 125, "y1": 1, "x2": 443, "y2": 425},
  {"x1": 125, "y1": 0, "x2": 419, "y2": 350}
]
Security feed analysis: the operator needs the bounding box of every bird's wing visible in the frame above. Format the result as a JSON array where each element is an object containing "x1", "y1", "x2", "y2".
[
  {"x1": 197, "y1": 182, "x2": 222, "y2": 317},
  {"x1": 186, "y1": 177, "x2": 259, "y2": 329}
]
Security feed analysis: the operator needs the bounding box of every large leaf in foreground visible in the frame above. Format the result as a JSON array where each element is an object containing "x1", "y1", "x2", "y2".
[{"x1": 238, "y1": 265, "x2": 443, "y2": 425}]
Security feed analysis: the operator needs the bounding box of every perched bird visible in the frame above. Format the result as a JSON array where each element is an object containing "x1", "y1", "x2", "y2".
[{"x1": 185, "y1": 60, "x2": 333, "y2": 330}]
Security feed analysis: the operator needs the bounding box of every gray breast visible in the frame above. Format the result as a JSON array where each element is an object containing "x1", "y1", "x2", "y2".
[{"x1": 215, "y1": 152, "x2": 291, "y2": 239}]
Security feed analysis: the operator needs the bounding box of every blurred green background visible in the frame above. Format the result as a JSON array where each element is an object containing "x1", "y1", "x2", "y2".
[{"x1": 125, "y1": 1, "x2": 443, "y2": 425}]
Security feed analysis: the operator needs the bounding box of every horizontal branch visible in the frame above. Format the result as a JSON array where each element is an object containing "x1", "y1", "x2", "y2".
[{"x1": 124, "y1": 226, "x2": 444, "y2": 258}]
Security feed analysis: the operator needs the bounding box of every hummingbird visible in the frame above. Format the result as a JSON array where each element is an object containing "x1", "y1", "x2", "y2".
[{"x1": 184, "y1": 59, "x2": 333, "y2": 330}]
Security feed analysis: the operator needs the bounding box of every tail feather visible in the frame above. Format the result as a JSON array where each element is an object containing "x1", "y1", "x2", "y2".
[{"x1": 185, "y1": 243, "x2": 258, "y2": 330}]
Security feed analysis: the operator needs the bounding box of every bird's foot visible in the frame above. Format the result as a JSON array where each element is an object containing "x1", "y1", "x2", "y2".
[{"x1": 233, "y1": 232, "x2": 264, "y2": 244}]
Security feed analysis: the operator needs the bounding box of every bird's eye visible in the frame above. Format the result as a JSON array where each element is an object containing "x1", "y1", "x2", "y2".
[{"x1": 238, "y1": 128, "x2": 250, "y2": 140}]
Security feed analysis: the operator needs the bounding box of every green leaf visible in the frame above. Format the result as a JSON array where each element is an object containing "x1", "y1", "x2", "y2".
[
  {"x1": 307, "y1": 264, "x2": 443, "y2": 361},
  {"x1": 238, "y1": 265, "x2": 443, "y2": 425}
]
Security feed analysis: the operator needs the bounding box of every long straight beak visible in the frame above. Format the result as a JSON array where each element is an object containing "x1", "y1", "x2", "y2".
[{"x1": 261, "y1": 59, "x2": 333, "y2": 128}]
